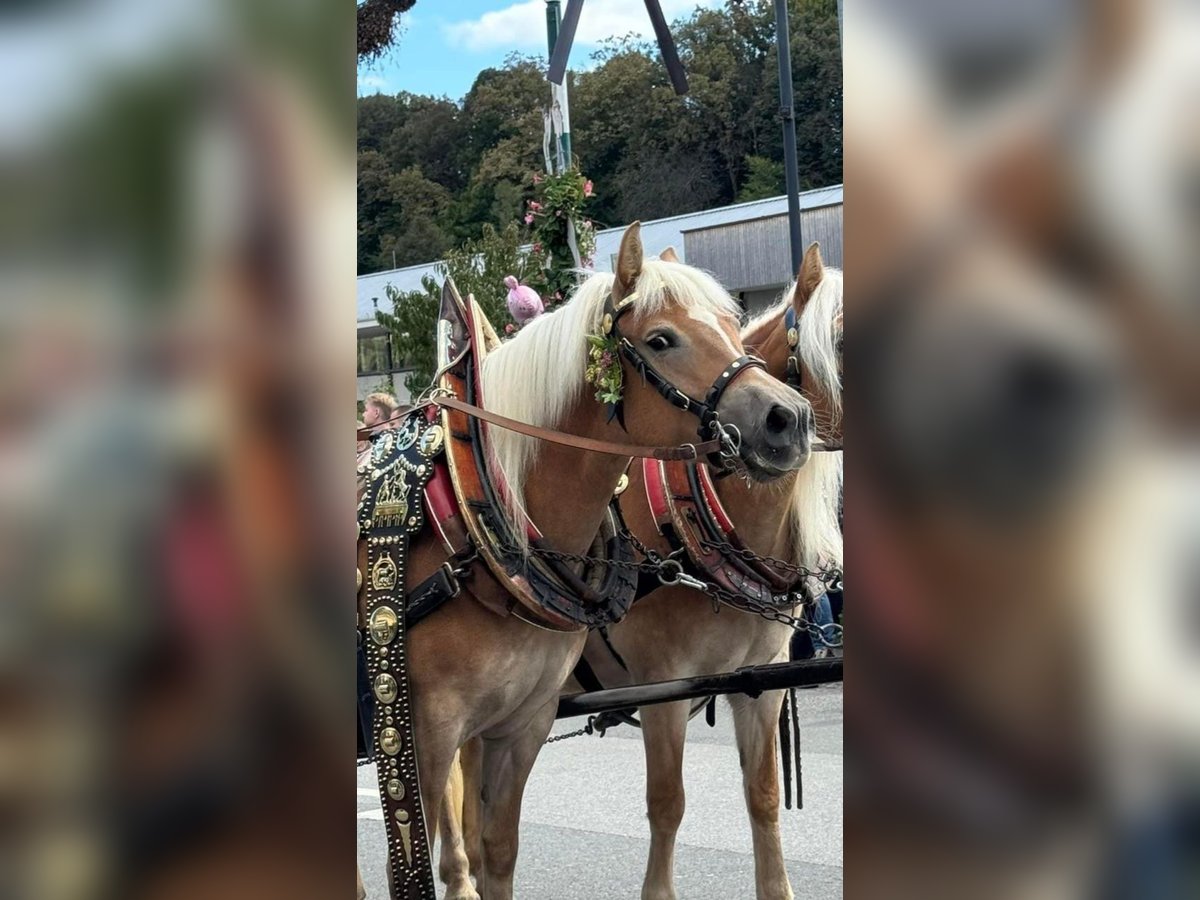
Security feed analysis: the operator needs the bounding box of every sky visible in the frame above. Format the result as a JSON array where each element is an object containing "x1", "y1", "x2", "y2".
[{"x1": 357, "y1": 0, "x2": 722, "y2": 101}]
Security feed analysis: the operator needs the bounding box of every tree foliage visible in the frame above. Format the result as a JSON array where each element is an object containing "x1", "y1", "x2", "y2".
[
  {"x1": 375, "y1": 223, "x2": 534, "y2": 395},
  {"x1": 358, "y1": 0, "x2": 841, "y2": 274},
  {"x1": 357, "y1": 0, "x2": 416, "y2": 62}
]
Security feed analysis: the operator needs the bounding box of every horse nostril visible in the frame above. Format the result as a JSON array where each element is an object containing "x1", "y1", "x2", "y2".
[{"x1": 765, "y1": 403, "x2": 797, "y2": 438}]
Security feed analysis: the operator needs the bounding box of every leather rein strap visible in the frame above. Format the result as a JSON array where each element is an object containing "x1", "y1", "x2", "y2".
[
  {"x1": 360, "y1": 397, "x2": 724, "y2": 462},
  {"x1": 433, "y1": 395, "x2": 723, "y2": 461}
]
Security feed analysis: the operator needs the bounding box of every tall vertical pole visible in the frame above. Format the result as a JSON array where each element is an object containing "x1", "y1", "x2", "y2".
[
  {"x1": 775, "y1": 0, "x2": 803, "y2": 275},
  {"x1": 545, "y1": 1, "x2": 573, "y2": 171}
]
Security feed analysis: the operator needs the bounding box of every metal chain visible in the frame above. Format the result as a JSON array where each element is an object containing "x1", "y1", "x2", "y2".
[
  {"x1": 696, "y1": 533, "x2": 843, "y2": 590},
  {"x1": 500, "y1": 531, "x2": 841, "y2": 646}
]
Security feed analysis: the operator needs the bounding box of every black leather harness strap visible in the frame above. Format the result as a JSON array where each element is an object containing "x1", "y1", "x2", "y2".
[
  {"x1": 602, "y1": 289, "x2": 766, "y2": 463},
  {"x1": 784, "y1": 306, "x2": 803, "y2": 392},
  {"x1": 357, "y1": 421, "x2": 442, "y2": 899}
]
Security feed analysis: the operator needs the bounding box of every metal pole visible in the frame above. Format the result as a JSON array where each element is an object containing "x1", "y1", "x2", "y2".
[
  {"x1": 556, "y1": 659, "x2": 843, "y2": 720},
  {"x1": 775, "y1": 0, "x2": 803, "y2": 275},
  {"x1": 545, "y1": 1, "x2": 573, "y2": 170}
]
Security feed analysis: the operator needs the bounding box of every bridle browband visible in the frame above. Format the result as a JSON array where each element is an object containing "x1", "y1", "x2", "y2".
[{"x1": 603, "y1": 289, "x2": 765, "y2": 467}]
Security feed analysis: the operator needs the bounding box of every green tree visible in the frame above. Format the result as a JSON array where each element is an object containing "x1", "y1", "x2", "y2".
[
  {"x1": 375, "y1": 223, "x2": 533, "y2": 394},
  {"x1": 737, "y1": 155, "x2": 785, "y2": 201}
]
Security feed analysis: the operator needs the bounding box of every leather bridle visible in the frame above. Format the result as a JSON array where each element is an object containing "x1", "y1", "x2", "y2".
[
  {"x1": 784, "y1": 305, "x2": 804, "y2": 392},
  {"x1": 603, "y1": 289, "x2": 765, "y2": 468}
]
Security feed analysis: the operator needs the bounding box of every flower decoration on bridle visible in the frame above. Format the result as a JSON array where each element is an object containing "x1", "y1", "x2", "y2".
[{"x1": 585, "y1": 332, "x2": 623, "y2": 405}]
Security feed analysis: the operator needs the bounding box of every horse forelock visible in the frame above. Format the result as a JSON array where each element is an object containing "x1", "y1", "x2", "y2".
[{"x1": 480, "y1": 260, "x2": 739, "y2": 550}]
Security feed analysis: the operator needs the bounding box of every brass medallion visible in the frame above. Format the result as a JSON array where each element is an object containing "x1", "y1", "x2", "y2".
[
  {"x1": 613, "y1": 473, "x2": 629, "y2": 496},
  {"x1": 393, "y1": 416, "x2": 419, "y2": 451},
  {"x1": 373, "y1": 474, "x2": 410, "y2": 526},
  {"x1": 374, "y1": 672, "x2": 398, "y2": 704},
  {"x1": 386, "y1": 778, "x2": 406, "y2": 801},
  {"x1": 379, "y1": 727, "x2": 402, "y2": 756},
  {"x1": 787, "y1": 326, "x2": 799, "y2": 348},
  {"x1": 602, "y1": 312, "x2": 614, "y2": 335},
  {"x1": 418, "y1": 424, "x2": 444, "y2": 457},
  {"x1": 370, "y1": 554, "x2": 398, "y2": 592},
  {"x1": 369, "y1": 606, "x2": 399, "y2": 645}
]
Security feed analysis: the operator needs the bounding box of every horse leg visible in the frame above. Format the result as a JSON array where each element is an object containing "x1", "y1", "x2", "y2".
[
  {"x1": 476, "y1": 703, "x2": 557, "y2": 900},
  {"x1": 460, "y1": 734, "x2": 484, "y2": 882},
  {"x1": 729, "y1": 691, "x2": 794, "y2": 900},
  {"x1": 439, "y1": 750, "x2": 479, "y2": 900},
  {"x1": 640, "y1": 700, "x2": 691, "y2": 900}
]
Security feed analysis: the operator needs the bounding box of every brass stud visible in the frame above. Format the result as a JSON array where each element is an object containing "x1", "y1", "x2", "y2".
[
  {"x1": 369, "y1": 606, "x2": 399, "y2": 645},
  {"x1": 395, "y1": 808, "x2": 410, "y2": 823},
  {"x1": 787, "y1": 327, "x2": 799, "y2": 348},
  {"x1": 380, "y1": 727, "x2": 402, "y2": 756},
  {"x1": 613, "y1": 474, "x2": 629, "y2": 496},
  {"x1": 374, "y1": 673, "x2": 398, "y2": 704},
  {"x1": 601, "y1": 313, "x2": 613, "y2": 335}
]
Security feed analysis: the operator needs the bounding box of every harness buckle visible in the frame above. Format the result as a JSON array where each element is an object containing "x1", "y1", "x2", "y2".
[{"x1": 439, "y1": 562, "x2": 464, "y2": 599}]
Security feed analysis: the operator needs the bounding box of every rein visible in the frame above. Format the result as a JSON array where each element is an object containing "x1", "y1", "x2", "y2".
[{"x1": 358, "y1": 396, "x2": 725, "y2": 462}]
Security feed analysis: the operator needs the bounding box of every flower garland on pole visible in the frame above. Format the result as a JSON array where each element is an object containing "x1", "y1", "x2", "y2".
[{"x1": 523, "y1": 169, "x2": 596, "y2": 312}]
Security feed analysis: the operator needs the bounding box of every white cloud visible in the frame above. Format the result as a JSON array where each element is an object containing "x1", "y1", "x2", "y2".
[
  {"x1": 443, "y1": 0, "x2": 721, "y2": 54},
  {"x1": 357, "y1": 73, "x2": 390, "y2": 92}
]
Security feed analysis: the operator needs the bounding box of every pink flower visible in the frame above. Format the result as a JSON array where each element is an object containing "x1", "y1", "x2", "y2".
[
  {"x1": 528, "y1": 200, "x2": 542, "y2": 211},
  {"x1": 524, "y1": 214, "x2": 534, "y2": 224},
  {"x1": 505, "y1": 323, "x2": 515, "y2": 335},
  {"x1": 599, "y1": 351, "x2": 614, "y2": 368},
  {"x1": 532, "y1": 242, "x2": 542, "y2": 253},
  {"x1": 532, "y1": 173, "x2": 543, "y2": 184},
  {"x1": 583, "y1": 179, "x2": 594, "y2": 197}
]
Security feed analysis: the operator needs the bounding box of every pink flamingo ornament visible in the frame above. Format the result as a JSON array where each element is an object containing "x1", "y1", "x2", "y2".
[{"x1": 504, "y1": 275, "x2": 544, "y2": 325}]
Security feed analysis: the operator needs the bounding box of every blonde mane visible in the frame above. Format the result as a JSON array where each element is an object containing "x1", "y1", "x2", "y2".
[
  {"x1": 481, "y1": 259, "x2": 740, "y2": 548},
  {"x1": 743, "y1": 266, "x2": 844, "y2": 572}
]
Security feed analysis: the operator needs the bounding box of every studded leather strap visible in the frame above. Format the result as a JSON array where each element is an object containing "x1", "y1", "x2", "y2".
[{"x1": 358, "y1": 421, "x2": 441, "y2": 899}]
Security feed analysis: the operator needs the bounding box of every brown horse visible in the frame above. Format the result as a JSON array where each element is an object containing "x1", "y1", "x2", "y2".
[
  {"x1": 358, "y1": 222, "x2": 814, "y2": 900},
  {"x1": 589, "y1": 243, "x2": 842, "y2": 900},
  {"x1": 447, "y1": 244, "x2": 843, "y2": 900}
]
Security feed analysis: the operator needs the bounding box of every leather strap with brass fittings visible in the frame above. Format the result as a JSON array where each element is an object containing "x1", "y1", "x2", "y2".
[{"x1": 358, "y1": 419, "x2": 440, "y2": 899}]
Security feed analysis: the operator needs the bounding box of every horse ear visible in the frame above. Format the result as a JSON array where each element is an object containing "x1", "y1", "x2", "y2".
[
  {"x1": 614, "y1": 221, "x2": 644, "y2": 298},
  {"x1": 659, "y1": 246, "x2": 680, "y2": 263},
  {"x1": 793, "y1": 242, "x2": 824, "y2": 310}
]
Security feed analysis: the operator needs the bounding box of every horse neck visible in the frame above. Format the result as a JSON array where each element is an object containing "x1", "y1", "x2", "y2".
[
  {"x1": 519, "y1": 399, "x2": 631, "y2": 556},
  {"x1": 716, "y1": 469, "x2": 799, "y2": 563}
]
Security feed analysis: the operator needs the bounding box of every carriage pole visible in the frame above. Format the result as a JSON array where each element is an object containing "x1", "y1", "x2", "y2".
[
  {"x1": 555, "y1": 658, "x2": 842, "y2": 720},
  {"x1": 774, "y1": 0, "x2": 804, "y2": 275}
]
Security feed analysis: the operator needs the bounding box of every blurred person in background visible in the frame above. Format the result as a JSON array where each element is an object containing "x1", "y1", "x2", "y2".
[{"x1": 360, "y1": 391, "x2": 397, "y2": 432}]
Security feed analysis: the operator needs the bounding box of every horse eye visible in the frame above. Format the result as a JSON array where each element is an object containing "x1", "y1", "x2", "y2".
[{"x1": 646, "y1": 333, "x2": 674, "y2": 352}]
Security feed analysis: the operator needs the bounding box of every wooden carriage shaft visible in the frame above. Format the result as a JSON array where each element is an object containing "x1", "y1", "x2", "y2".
[{"x1": 555, "y1": 659, "x2": 842, "y2": 720}]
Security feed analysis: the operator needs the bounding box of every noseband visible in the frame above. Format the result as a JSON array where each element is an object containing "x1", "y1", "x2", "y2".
[{"x1": 603, "y1": 290, "x2": 765, "y2": 467}]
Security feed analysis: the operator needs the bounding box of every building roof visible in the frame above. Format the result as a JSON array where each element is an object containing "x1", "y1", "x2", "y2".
[{"x1": 357, "y1": 185, "x2": 842, "y2": 325}]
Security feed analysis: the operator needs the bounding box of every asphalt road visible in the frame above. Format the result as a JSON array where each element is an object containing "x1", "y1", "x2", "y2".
[{"x1": 358, "y1": 682, "x2": 842, "y2": 899}]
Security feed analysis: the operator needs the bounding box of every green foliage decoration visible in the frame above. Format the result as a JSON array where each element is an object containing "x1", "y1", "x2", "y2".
[
  {"x1": 523, "y1": 168, "x2": 596, "y2": 308},
  {"x1": 584, "y1": 333, "x2": 623, "y2": 405}
]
